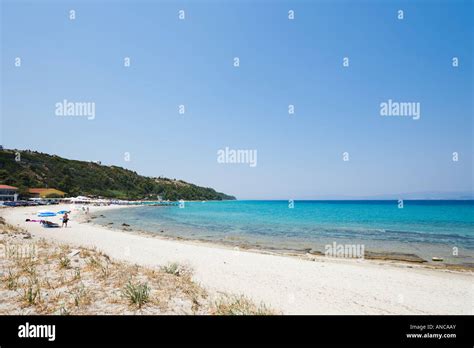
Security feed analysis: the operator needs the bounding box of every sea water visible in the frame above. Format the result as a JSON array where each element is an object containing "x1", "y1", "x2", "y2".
[{"x1": 93, "y1": 200, "x2": 474, "y2": 264}]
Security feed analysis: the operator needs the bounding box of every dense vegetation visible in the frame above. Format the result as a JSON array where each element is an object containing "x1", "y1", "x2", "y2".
[{"x1": 0, "y1": 149, "x2": 235, "y2": 201}]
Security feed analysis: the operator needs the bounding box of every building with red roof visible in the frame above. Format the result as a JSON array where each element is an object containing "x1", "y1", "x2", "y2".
[
  {"x1": 28, "y1": 188, "x2": 66, "y2": 198},
  {"x1": 0, "y1": 184, "x2": 19, "y2": 201}
]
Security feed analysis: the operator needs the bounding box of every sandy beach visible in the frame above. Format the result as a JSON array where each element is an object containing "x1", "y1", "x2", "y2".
[{"x1": 1, "y1": 204, "x2": 473, "y2": 315}]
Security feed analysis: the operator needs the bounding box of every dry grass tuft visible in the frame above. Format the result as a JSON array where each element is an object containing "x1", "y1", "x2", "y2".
[
  {"x1": 59, "y1": 255, "x2": 71, "y2": 269},
  {"x1": 211, "y1": 295, "x2": 277, "y2": 315},
  {"x1": 160, "y1": 262, "x2": 192, "y2": 278}
]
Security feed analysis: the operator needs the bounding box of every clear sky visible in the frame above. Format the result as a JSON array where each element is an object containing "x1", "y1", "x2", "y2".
[{"x1": 1, "y1": 0, "x2": 472, "y2": 199}]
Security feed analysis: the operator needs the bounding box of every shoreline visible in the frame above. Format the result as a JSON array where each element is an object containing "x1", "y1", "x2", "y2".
[
  {"x1": 87, "y1": 206, "x2": 474, "y2": 271},
  {"x1": 1, "y1": 204, "x2": 473, "y2": 314},
  {"x1": 89, "y1": 217, "x2": 474, "y2": 271}
]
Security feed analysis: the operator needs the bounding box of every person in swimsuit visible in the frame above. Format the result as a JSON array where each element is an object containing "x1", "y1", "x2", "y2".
[{"x1": 62, "y1": 213, "x2": 69, "y2": 228}]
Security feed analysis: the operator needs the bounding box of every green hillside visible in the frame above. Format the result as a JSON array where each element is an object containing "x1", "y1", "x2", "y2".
[{"x1": 0, "y1": 149, "x2": 236, "y2": 201}]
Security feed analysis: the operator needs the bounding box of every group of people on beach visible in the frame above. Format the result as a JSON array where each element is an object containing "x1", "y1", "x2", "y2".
[
  {"x1": 24, "y1": 205, "x2": 92, "y2": 228},
  {"x1": 26, "y1": 212, "x2": 70, "y2": 228}
]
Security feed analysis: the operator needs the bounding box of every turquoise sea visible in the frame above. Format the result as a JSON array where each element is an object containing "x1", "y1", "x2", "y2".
[{"x1": 93, "y1": 200, "x2": 474, "y2": 265}]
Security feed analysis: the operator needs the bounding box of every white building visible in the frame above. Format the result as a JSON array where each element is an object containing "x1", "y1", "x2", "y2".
[{"x1": 0, "y1": 185, "x2": 19, "y2": 201}]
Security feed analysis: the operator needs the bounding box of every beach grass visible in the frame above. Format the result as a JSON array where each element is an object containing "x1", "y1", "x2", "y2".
[
  {"x1": 122, "y1": 281, "x2": 150, "y2": 308},
  {"x1": 160, "y1": 262, "x2": 191, "y2": 277},
  {"x1": 0, "y1": 218, "x2": 274, "y2": 315},
  {"x1": 211, "y1": 295, "x2": 277, "y2": 315}
]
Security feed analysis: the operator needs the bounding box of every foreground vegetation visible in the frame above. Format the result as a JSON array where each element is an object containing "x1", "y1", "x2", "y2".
[
  {"x1": 0, "y1": 217, "x2": 273, "y2": 315},
  {"x1": 0, "y1": 149, "x2": 236, "y2": 201}
]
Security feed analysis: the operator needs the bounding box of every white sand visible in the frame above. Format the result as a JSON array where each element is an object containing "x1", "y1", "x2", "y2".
[{"x1": 2, "y1": 204, "x2": 473, "y2": 315}]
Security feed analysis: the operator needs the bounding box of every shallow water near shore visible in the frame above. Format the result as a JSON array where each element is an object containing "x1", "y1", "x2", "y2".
[{"x1": 92, "y1": 200, "x2": 474, "y2": 265}]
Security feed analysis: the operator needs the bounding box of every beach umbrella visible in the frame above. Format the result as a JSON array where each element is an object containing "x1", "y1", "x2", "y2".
[{"x1": 37, "y1": 212, "x2": 56, "y2": 217}]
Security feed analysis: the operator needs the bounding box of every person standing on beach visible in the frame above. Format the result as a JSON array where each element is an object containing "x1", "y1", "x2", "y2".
[{"x1": 62, "y1": 212, "x2": 69, "y2": 228}]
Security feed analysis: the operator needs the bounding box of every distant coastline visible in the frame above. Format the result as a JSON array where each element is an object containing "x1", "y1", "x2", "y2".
[{"x1": 0, "y1": 148, "x2": 236, "y2": 201}]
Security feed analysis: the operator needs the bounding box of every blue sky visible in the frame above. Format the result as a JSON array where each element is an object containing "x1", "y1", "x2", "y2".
[{"x1": 1, "y1": 0, "x2": 472, "y2": 199}]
